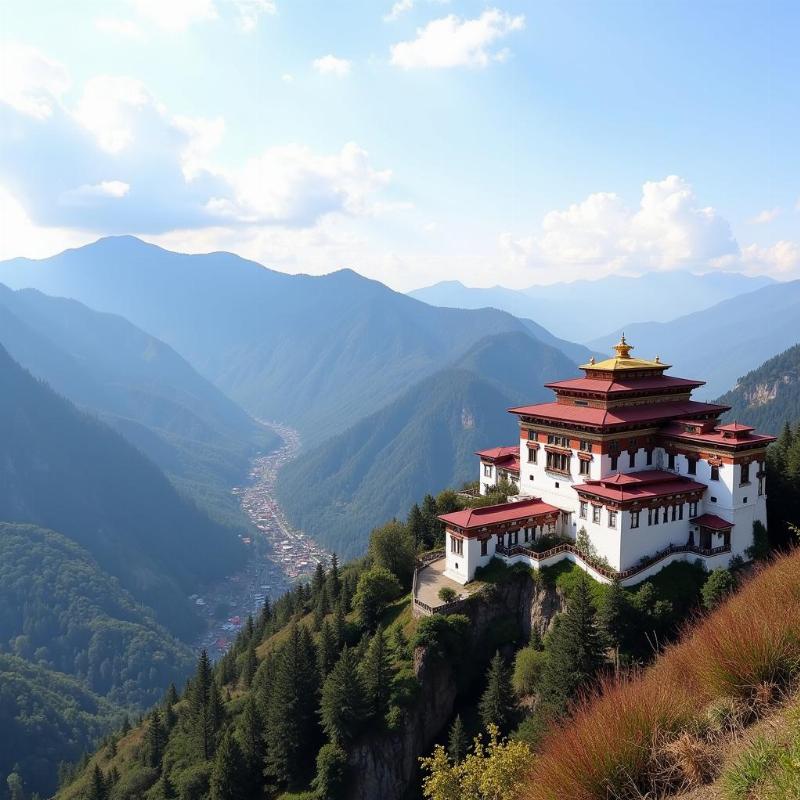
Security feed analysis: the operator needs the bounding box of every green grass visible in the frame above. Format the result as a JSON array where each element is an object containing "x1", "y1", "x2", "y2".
[{"x1": 722, "y1": 736, "x2": 782, "y2": 798}]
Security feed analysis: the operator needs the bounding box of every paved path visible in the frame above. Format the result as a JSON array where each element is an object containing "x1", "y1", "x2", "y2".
[{"x1": 415, "y1": 558, "x2": 477, "y2": 608}]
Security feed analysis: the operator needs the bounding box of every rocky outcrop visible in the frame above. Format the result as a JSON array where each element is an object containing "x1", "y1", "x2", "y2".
[{"x1": 345, "y1": 571, "x2": 567, "y2": 800}]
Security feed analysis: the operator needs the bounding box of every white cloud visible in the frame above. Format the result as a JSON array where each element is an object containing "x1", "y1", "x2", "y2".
[
  {"x1": 94, "y1": 18, "x2": 144, "y2": 38},
  {"x1": 231, "y1": 0, "x2": 277, "y2": 32},
  {"x1": 0, "y1": 42, "x2": 70, "y2": 119},
  {"x1": 129, "y1": 0, "x2": 217, "y2": 31},
  {"x1": 502, "y1": 176, "x2": 739, "y2": 277},
  {"x1": 749, "y1": 207, "x2": 781, "y2": 224},
  {"x1": 390, "y1": 9, "x2": 525, "y2": 69},
  {"x1": 384, "y1": 0, "x2": 452, "y2": 23},
  {"x1": 281, "y1": 73, "x2": 294, "y2": 83},
  {"x1": 61, "y1": 181, "x2": 131, "y2": 204},
  {"x1": 737, "y1": 241, "x2": 800, "y2": 276},
  {"x1": 312, "y1": 55, "x2": 352, "y2": 77}
]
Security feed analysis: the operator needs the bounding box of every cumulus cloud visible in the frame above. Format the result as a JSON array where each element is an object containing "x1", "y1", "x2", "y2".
[
  {"x1": 390, "y1": 9, "x2": 525, "y2": 69},
  {"x1": 312, "y1": 55, "x2": 352, "y2": 77},
  {"x1": 0, "y1": 42, "x2": 70, "y2": 119},
  {"x1": 749, "y1": 207, "x2": 781, "y2": 224},
  {"x1": 736, "y1": 241, "x2": 800, "y2": 276}
]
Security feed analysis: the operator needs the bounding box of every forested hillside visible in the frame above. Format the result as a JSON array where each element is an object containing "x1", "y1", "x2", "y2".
[
  {"x1": 276, "y1": 332, "x2": 575, "y2": 558},
  {"x1": 0, "y1": 344, "x2": 243, "y2": 637},
  {"x1": 0, "y1": 236, "x2": 592, "y2": 438},
  {"x1": 0, "y1": 284, "x2": 274, "y2": 525},
  {"x1": 717, "y1": 343, "x2": 800, "y2": 435}
]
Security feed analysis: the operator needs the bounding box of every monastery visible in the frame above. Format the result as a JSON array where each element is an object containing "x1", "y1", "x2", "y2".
[{"x1": 439, "y1": 336, "x2": 775, "y2": 587}]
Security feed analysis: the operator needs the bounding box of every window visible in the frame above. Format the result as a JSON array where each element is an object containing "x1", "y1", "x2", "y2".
[
  {"x1": 743, "y1": 496, "x2": 748, "y2": 504},
  {"x1": 678, "y1": 503, "x2": 684, "y2": 520},
  {"x1": 689, "y1": 501, "x2": 698, "y2": 517},
  {"x1": 524, "y1": 527, "x2": 530, "y2": 542},
  {"x1": 758, "y1": 475, "x2": 764, "y2": 496},
  {"x1": 579, "y1": 439, "x2": 591, "y2": 452},
  {"x1": 480, "y1": 538, "x2": 488, "y2": 556},
  {"x1": 610, "y1": 455, "x2": 618, "y2": 471},
  {"x1": 668, "y1": 453, "x2": 676, "y2": 470},
  {"x1": 653, "y1": 506, "x2": 659, "y2": 525},
  {"x1": 450, "y1": 535, "x2": 463, "y2": 556},
  {"x1": 528, "y1": 429, "x2": 537, "y2": 440},
  {"x1": 671, "y1": 505, "x2": 677, "y2": 521},
  {"x1": 579, "y1": 501, "x2": 588, "y2": 519},
  {"x1": 496, "y1": 533, "x2": 505, "y2": 548},
  {"x1": 631, "y1": 510, "x2": 640, "y2": 529},
  {"x1": 592, "y1": 505, "x2": 601, "y2": 524},
  {"x1": 647, "y1": 508, "x2": 653, "y2": 526},
  {"x1": 484, "y1": 464, "x2": 492, "y2": 477},
  {"x1": 710, "y1": 496, "x2": 717, "y2": 503},
  {"x1": 546, "y1": 451, "x2": 570, "y2": 473},
  {"x1": 547, "y1": 434, "x2": 570, "y2": 447},
  {"x1": 608, "y1": 510, "x2": 617, "y2": 528},
  {"x1": 740, "y1": 462, "x2": 750, "y2": 485},
  {"x1": 628, "y1": 451, "x2": 635, "y2": 468},
  {"x1": 662, "y1": 506, "x2": 669, "y2": 523},
  {"x1": 646, "y1": 449, "x2": 653, "y2": 466},
  {"x1": 710, "y1": 465, "x2": 720, "y2": 481},
  {"x1": 687, "y1": 458, "x2": 697, "y2": 475},
  {"x1": 579, "y1": 459, "x2": 590, "y2": 476},
  {"x1": 528, "y1": 448, "x2": 537, "y2": 464},
  {"x1": 510, "y1": 530, "x2": 518, "y2": 545}
]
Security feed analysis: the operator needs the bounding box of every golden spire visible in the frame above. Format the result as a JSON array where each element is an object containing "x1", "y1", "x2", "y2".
[{"x1": 613, "y1": 333, "x2": 633, "y2": 360}]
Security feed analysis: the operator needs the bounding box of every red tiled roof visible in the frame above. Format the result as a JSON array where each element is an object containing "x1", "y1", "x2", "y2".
[
  {"x1": 661, "y1": 421, "x2": 776, "y2": 447},
  {"x1": 508, "y1": 400, "x2": 730, "y2": 428},
  {"x1": 476, "y1": 446, "x2": 518, "y2": 461},
  {"x1": 691, "y1": 513, "x2": 734, "y2": 530},
  {"x1": 544, "y1": 375, "x2": 705, "y2": 395},
  {"x1": 439, "y1": 497, "x2": 560, "y2": 531},
  {"x1": 716, "y1": 422, "x2": 755, "y2": 432},
  {"x1": 574, "y1": 470, "x2": 706, "y2": 502}
]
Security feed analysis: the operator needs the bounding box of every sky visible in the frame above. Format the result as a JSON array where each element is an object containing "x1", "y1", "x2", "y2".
[{"x1": 0, "y1": 0, "x2": 798, "y2": 291}]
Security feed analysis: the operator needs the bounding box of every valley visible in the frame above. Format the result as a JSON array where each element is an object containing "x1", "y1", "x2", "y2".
[{"x1": 194, "y1": 422, "x2": 330, "y2": 658}]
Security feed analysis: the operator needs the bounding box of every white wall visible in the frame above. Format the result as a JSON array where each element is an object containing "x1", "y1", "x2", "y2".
[
  {"x1": 619, "y1": 503, "x2": 691, "y2": 570},
  {"x1": 575, "y1": 504, "x2": 623, "y2": 570}
]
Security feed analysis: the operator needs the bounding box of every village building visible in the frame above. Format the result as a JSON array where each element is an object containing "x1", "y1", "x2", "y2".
[{"x1": 440, "y1": 336, "x2": 775, "y2": 587}]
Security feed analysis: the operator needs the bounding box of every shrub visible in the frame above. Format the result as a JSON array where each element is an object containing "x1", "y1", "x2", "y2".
[
  {"x1": 701, "y1": 568, "x2": 736, "y2": 610},
  {"x1": 438, "y1": 587, "x2": 458, "y2": 603},
  {"x1": 312, "y1": 742, "x2": 348, "y2": 800},
  {"x1": 747, "y1": 520, "x2": 771, "y2": 561},
  {"x1": 512, "y1": 647, "x2": 549, "y2": 697},
  {"x1": 353, "y1": 567, "x2": 403, "y2": 631},
  {"x1": 412, "y1": 614, "x2": 470, "y2": 660}
]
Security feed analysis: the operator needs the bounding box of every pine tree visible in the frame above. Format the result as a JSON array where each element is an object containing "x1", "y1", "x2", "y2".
[
  {"x1": 539, "y1": 574, "x2": 605, "y2": 713},
  {"x1": 86, "y1": 765, "x2": 107, "y2": 800},
  {"x1": 143, "y1": 707, "x2": 167, "y2": 768},
  {"x1": 165, "y1": 682, "x2": 179, "y2": 707},
  {"x1": 391, "y1": 625, "x2": 410, "y2": 659},
  {"x1": 327, "y1": 553, "x2": 341, "y2": 603},
  {"x1": 160, "y1": 770, "x2": 177, "y2": 799},
  {"x1": 312, "y1": 562, "x2": 326, "y2": 601},
  {"x1": 447, "y1": 715, "x2": 469, "y2": 763},
  {"x1": 320, "y1": 645, "x2": 367, "y2": 745},
  {"x1": 318, "y1": 618, "x2": 338, "y2": 679},
  {"x1": 359, "y1": 625, "x2": 393, "y2": 720},
  {"x1": 264, "y1": 624, "x2": 320, "y2": 784},
  {"x1": 421, "y1": 494, "x2": 439, "y2": 549},
  {"x1": 188, "y1": 649, "x2": 220, "y2": 760},
  {"x1": 478, "y1": 651, "x2": 515, "y2": 733},
  {"x1": 256, "y1": 597, "x2": 272, "y2": 639},
  {"x1": 209, "y1": 731, "x2": 247, "y2": 800},
  {"x1": 120, "y1": 715, "x2": 130, "y2": 735},
  {"x1": 236, "y1": 696, "x2": 266, "y2": 795},
  {"x1": 333, "y1": 601, "x2": 347, "y2": 650},
  {"x1": 241, "y1": 644, "x2": 258, "y2": 688},
  {"x1": 597, "y1": 578, "x2": 629, "y2": 671},
  {"x1": 408, "y1": 502, "x2": 426, "y2": 549}
]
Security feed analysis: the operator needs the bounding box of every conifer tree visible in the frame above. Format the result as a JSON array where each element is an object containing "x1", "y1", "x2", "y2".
[
  {"x1": 86, "y1": 765, "x2": 107, "y2": 800},
  {"x1": 264, "y1": 624, "x2": 320, "y2": 784},
  {"x1": 359, "y1": 625, "x2": 393, "y2": 720},
  {"x1": 597, "y1": 578, "x2": 629, "y2": 670},
  {"x1": 447, "y1": 715, "x2": 469, "y2": 764},
  {"x1": 245, "y1": 614, "x2": 255, "y2": 642},
  {"x1": 320, "y1": 645, "x2": 367, "y2": 745},
  {"x1": 478, "y1": 651, "x2": 515, "y2": 734},
  {"x1": 391, "y1": 625, "x2": 410, "y2": 660},
  {"x1": 143, "y1": 707, "x2": 167, "y2": 768},
  {"x1": 538, "y1": 574, "x2": 605, "y2": 713},
  {"x1": 327, "y1": 553, "x2": 341, "y2": 602},
  {"x1": 188, "y1": 649, "x2": 220, "y2": 760},
  {"x1": 165, "y1": 682, "x2": 179, "y2": 707},
  {"x1": 256, "y1": 597, "x2": 272, "y2": 639},
  {"x1": 312, "y1": 561, "x2": 326, "y2": 600},
  {"x1": 236, "y1": 696, "x2": 266, "y2": 795},
  {"x1": 160, "y1": 770, "x2": 177, "y2": 799},
  {"x1": 241, "y1": 643, "x2": 257, "y2": 688},
  {"x1": 408, "y1": 502, "x2": 426, "y2": 549},
  {"x1": 209, "y1": 731, "x2": 247, "y2": 800},
  {"x1": 318, "y1": 618, "x2": 338, "y2": 679},
  {"x1": 421, "y1": 494, "x2": 439, "y2": 549},
  {"x1": 333, "y1": 601, "x2": 347, "y2": 650}
]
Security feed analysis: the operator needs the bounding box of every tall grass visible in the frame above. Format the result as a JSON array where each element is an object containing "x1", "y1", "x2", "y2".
[{"x1": 523, "y1": 550, "x2": 800, "y2": 800}]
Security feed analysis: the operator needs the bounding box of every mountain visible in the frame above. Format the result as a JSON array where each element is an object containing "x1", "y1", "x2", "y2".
[
  {"x1": 0, "y1": 283, "x2": 274, "y2": 524},
  {"x1": 275, "y1": 331, "x2": 576, "y2": 558},
  {"x1": 0, "y1": 236, "x2": 592, "y2": 439},
  {"x1": 0, "y1": 343, "x2": 244, "y2": 637},
  {"x1": 716, "y1": 343, "x2": 800, "y2": 434},
  {"x1": 588, "y1": 280, "x2": 800, "y2": 398},
  {"x1": 410, "y1": 271, "x2": 775, "y2": 343}
]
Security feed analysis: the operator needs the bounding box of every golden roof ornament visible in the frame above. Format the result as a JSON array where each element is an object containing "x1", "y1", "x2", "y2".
[
  {"x1": 589, "y1": 356, "x2": 595, "y2": 365},
  {"x1": 613, "y1": 333, "x2": 633, "y2": 360}
]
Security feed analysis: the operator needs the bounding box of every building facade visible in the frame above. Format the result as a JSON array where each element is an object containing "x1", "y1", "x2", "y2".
[{"x1": 441, "y1": 337, "x2": 775, "y2": 586}]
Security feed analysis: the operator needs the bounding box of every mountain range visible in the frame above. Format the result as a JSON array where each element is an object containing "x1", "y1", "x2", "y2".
[
  {"x1": 410, "y1": 271, "x2": 775, "y2": 343},
  {"x1": 276, "y1": 331, "x2": 577, "y2": 557},
  {"x1": 0, "y1": 236, "x2": 592, "y2": 439}
]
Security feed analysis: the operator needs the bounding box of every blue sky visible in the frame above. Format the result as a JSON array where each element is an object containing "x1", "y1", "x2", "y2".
[{"x1": 0, "y1": 0, "x2": 797, "y2": 289}]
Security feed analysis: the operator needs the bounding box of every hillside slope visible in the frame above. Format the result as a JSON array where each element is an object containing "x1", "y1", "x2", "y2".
[
  {"x1": 0, "y1": 343, "x2": 243, "y2": 636},
  {"x1": 716, "y1": 343, "x2": 800, "y2": 435},
  {"x1": 588, "y1": 279, "x2": 800, "y2": 397},
  {"x1": 0, "y1": 284, "x2": 273, "y2": 523},
  {"x1": 410, "y1": 272, "x2": 774, "y2": 342},
  {"x1": 0, "y1": 237, "x2": 592, "y2": 438},
  {"x1": 276, "y1": 332, "x2": 575, "y2": 557}
]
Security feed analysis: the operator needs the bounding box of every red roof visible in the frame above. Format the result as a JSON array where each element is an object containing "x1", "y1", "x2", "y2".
[
  {"x1": 476, "y1": 446, "x2": 518, "y2": 461},
  {"x1": 439, "y1": 497, "x2": 560, "y2": 531},
  {"x1": 544, "y1": 375, "x2": 705, "y2": 395},
  {"x1": 691, "y1": 513, "x2": 734, "y2": 530},
  {"x1": 661, "y1": 421, "x2": 776, "y2": 447},
  {"x1": 574, "y1": 470, "x2": 706, "y2": 503},
  {"x1": 508, "y1": 400, "x2": 730, "y2": 428},
  {"x1": 716, "y1": 422, "x2": 755, "y2": 432}
]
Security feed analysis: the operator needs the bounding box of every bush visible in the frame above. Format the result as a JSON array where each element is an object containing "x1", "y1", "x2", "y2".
[
  {"x1": 438, "y1": 586, "x2": 458, "y2": 603},
  {"x1": 747, "y1": 520, "x2": 771, "y2": 561},
  {"x1": 353, "y1": 567, "x2": 403, "y2": 631},
  {"x1": 512, "y1": 647, "x2": 549, "y2": 697},
  {"x1": 701, "y1": 568, "x2": 737, "y2": 610},
  {"x1": 312, "y1": 742, "x2": 348, "y2": 800},
  {"x1": 412, "y1": 614, "x2": 470, "y2": 661}
]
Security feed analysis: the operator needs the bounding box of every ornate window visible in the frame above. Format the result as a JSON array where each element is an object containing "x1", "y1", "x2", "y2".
[
  {"x1": 710, "y1": 465, "x2": 720, "y2": 481},
  {"x1": 608, "y1": 510, "x2": 617, "y2": 528},
  {"x1": 740, "y1": 462, "x2": 750, "y2": 485},
  {"x1": 592, "y1": 505, "x2": 601, "y2": 524},
  {"x1": 450, "y1": 535, "x2": 463, "y2": 556},
  {"x1": 579, "y1": 459, "x2": 590, "y2": 476},
  {"x1": 630, "y1": 510, "x2": 640, "y2": 529},
  {"x1": 579, "y1": 501, "x2": 588, "y2": 519}
]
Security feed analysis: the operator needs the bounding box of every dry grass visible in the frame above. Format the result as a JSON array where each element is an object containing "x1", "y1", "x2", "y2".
[{"x1": 522, "y1": 550, "x2": 800, "y2": 800}]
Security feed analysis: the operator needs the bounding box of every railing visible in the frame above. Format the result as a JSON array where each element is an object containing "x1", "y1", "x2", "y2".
[
  {"x1": 495, "y1": 541, "x2": 732, "y2": 583},
  {"x1": 416, "y1": 549, "x2": 445, "y2": 567},
  {"x1": 412, "y1": 596, "x2": 468, "y2": 617}
]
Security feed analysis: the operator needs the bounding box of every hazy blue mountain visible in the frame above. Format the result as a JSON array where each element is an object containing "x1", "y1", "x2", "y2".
[
  {"x1": 716, "y1": 344, "x2": 800, "y2": 434},
  {"x1": 0, "y1": 283, "x2": 274, "y2": 524},
  {"x1": 0, "y1": 236, "x2": 592, "y2": 438},
  {"x1": 275, "y1": 331, "x2": 575, "y2": 557},
  {"x1": 410, "y1": 272, "x2": 775, "y2": 342},
  {"x1": 0, "y1": 343, "x2": 244, "y2": 637},
  {"x1": 589, "y1": 280, "x2": 800, "y2": 398}
]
